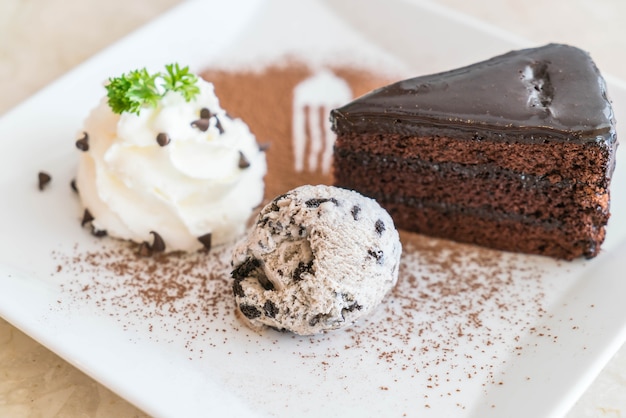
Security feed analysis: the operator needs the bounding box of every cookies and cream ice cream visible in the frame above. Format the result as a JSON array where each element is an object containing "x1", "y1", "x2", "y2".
[
  {"x1": 75, "y1": 66, "x2": 267, "y2": 252},
  {"x1": 231, "y1": 185, "x2": 402, "y2": 335}
]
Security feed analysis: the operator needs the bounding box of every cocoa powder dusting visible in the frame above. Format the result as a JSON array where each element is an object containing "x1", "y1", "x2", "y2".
[
  {"x1": 201, "y1": 62, "x2": 395, "y2": 200},
  {"x1": 54, "y1": 240, "x2": 236, "y2": 357},
  {"x1": 50, "y1": 62, "x2": 557, "y2": 413},
  {"x1": 52, "y1": 232, "x2": 550, "y2": 411}
]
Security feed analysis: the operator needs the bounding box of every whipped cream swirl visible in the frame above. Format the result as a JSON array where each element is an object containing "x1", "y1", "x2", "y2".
[{"x1": 76, "y1": 78, "x2": 267, "y2": 252}]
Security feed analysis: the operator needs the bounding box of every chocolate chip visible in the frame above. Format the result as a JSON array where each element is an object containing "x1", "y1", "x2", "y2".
[
  {"x1": 351, "y1": 205, "x2": 361, "y2": 221},
  {"x1": 265, "y1": 219, "x2": 283, "y2": 235},
  {"x1": 156, "y1": 132, "x2": 170, "y2": 146},
  {"x1": 138, "y1": 241, "x2": 152, "y2": 257},
  {"x1": 272, "y1": 193, "x2": 289, "y2": 205},
  {"x1": 256, "y1": 216, "x2": 269, "y2": 228},
  {"x1": 309, "y1": 314, "x2": 323, "y2": 326},
  {"x1": 261, "y1": 194, "x2": 289, "y2": 219},
  {"x1": 239, "y1": 304, "x2": 261, "y2": 319},
  {"x1": 75, "y1": 132, "x2": 89, "y2": 151},
  {"x1": 238, "y1": 151, "x2": 250, "y2": 169},
  {"x1": 81, "y1": 212, "x2": 106, "y2": 238},
  {"x1": 137, "y1": 232, "x2": 166, "y2": 257},
  {"x1": 197, "y1": 233, "x2": 212, "y2": 251},
  {"x1": 305, "y1": 198, "x2": 339, "y2": 208},
  {"x1": 375, "y1": 219, "x2": 386, "y2": 235},
  {"x1": 91, "y1": 226, "x2": 107, "y2": 237},
  {"x1": 293, "y1": 260, "x2": 314, "y2": 281},
  {"x1": 200, "y1": 107, "x2": 212, "y2": 119},
  {"x1": 38, "y1": 171, "x2": 51, "y2": 191},
  {"x1": 190, "y1": 119, "x2": 210, "y2": 132},
  {"x1": 231, "y1": 257, "x2": 274, "y2": 290},
  {"x1": 70, "y1": 179, "x2": 78, "y2": 194},
  {"x1": 231, "y1": 257, "x2": 262, "y2": 280},
  {"x1": 81, "y1": 209, "x2": 94, "y2": 227},
  {"x1": 232, "y1": 279, "x2": 245, "y2": 298},
  {"x1": 257, "y1": 274, "x2": 275, "y2": 291},
  {"x1": 258, "y1": 142, "x2": 271, "y2": 152},
  {"x1": 150, "y1": 231, "x2": 166, "y2": 253},
  {"x1": 345, "y1": 301, "x2": 362, "y2": 312},
  {"x1": 367, "y1": 249, "x2": 384, "y2": 264},
  {"x1": 341, "y1": 301, "x2": 363, "y2": 319},
  {"x1": 263, "y1": 300, "x2": 279, "y2": 318},
  {"x1": 215, "y1": 116, "x2": 224, "y2": 134}
]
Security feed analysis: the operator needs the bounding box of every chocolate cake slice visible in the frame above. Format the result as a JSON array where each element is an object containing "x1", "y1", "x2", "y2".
[{"x1": 330, "y1": 44, "x2": 618, "y2": 259}]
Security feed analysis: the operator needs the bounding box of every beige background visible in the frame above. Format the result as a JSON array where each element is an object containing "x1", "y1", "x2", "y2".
[{"x1": 1, "y1": 0, "x2": 625, "y2": 416}]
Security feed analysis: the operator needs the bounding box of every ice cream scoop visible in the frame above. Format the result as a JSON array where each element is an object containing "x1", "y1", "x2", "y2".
[{"x1": 231, "y1": 185, "x2": 402, "y2": 335}]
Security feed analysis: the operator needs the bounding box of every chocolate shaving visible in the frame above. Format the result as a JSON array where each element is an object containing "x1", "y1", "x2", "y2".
[
  {"x1": 197, "y1": 233, "x2": 212, "y2": 251},
  {"x1": 75, "y1": 132, "x2": 89, "y2": 151},
  {"x1": 150, "y1": 231, "x2": 166, "y2": 253},
  {"x1": 81, "y1": 209, "x2": 94, "y2": 227},
  {"x1": 238, "y1": 151, "x2": 251, "y2": 169},
  {"x1": 38, "y1": 171, "x2": 51, "y2": 191},
  {"x1": 200, "y1": 107, "x2": 212, "y2": 119},
  {"x1": 191, "y1": 119, "x2": 210, "y2": 132},
  {"x1": 156, "y1": 132, "x2": 171, "y2": 146},
  {"x1": 70, "y1": 179, "x2": 78, "y2": 194}
]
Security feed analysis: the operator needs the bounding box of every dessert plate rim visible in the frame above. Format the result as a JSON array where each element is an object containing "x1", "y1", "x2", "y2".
[{"x1": 0, "y1": 1, "x2": 625, "y2": 417}]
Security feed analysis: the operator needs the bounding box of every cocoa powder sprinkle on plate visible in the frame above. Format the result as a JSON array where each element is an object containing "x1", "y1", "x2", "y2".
[{"x1": 52, "y1": 231, "x2": 552, "y2": 409}]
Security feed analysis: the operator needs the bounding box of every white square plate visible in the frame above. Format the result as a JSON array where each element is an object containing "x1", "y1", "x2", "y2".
[{"x1": 1, "y1": 1, "x2": 625, "y2": 417}]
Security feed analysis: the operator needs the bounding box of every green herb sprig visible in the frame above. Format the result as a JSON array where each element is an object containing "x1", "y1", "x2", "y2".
[{"x1": 105, "y1": 64, "x2": 200, "y2": 115}]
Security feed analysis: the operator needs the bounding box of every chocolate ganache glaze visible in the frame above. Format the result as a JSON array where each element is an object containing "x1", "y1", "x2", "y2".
[
  {"x1": 330, "y1": 44, "x2": 616, "y2": 146},
  {"x1": 330, "y1": 43, "x2": 618, "y2": 259}
]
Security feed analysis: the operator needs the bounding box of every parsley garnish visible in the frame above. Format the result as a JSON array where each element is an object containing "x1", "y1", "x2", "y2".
[
  {"x1": 105, "y1": 64, "x2": 200, "y2": 115},
  {"x1": 163, "y1": 63, "x2": 200, "y2": 101}
]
